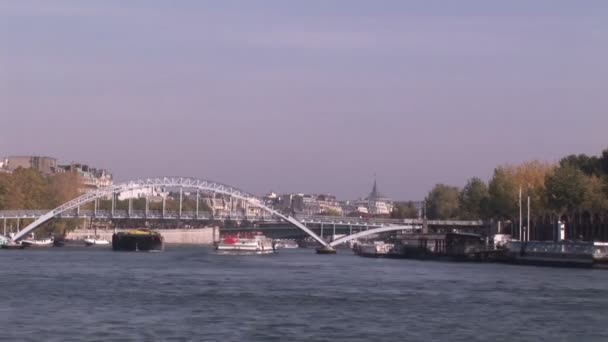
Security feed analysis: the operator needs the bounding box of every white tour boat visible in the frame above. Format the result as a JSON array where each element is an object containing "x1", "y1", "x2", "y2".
[{"x1": 216, "y1": 233, "x2": 275, "y2": 254}]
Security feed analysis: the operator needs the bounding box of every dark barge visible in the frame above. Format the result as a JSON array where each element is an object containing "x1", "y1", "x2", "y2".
[
  {"x1": 389, "y1": 232, "x2": 495, "y2": 261},
  {"x1": 504, "y1": 241, "x2": 597, "y2": 268},
  {"x1": 112, "y1": 229, "x2": 164, "y2": 252}
]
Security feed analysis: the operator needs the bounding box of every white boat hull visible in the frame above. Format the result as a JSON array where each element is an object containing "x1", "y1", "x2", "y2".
[
  {"x1": 84, "y1": 239, "x2": 111, "y2": 246},
  {"x1": 216, "y1": 235, "x2": 275, "y2": 254}
]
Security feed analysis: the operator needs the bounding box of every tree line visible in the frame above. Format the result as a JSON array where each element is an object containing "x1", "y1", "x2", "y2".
[
  {"x1": 0, "y1": 168, "x2": 82, "y2": 235},
  {"x1": 417, "y1": 148, "x2": 608, "y2": 221}
]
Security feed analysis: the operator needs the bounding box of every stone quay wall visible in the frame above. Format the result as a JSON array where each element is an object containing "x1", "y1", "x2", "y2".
[{"x1": 66, "y1": 227, "x2": 219, "y2": 245}]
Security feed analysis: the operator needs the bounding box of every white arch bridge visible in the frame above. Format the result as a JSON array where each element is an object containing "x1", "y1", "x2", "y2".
[
  {"x1": 10, "y1": 177, "x2": 485, "y2": 249},
  {"x1": 12, "y1": 177, "x2": 333, "y2": 245}
]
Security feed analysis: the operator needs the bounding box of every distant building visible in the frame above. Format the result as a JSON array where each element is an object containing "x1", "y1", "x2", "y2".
[
  {"x1": 57, "y1": 163, "x2": 113, "y2": 190},
  {"x1": 353, "y1": 179, "x2": 393, "y2": 216},
  {"x1": 273, "y1": 193, "x2": 343, "y2": 215},
  {"x1": 1, "y1": 156, "x2": 58, "y2": 175}
]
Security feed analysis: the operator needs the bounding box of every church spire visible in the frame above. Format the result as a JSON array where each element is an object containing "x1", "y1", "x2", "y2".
[{"x1": 370, "y1": 175, "x2": 379, "y2": 198}]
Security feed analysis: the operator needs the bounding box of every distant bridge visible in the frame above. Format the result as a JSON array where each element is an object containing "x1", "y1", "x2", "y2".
[
  {"x1": 0, "y1": 210, "x2": 483, "y2": 228},
  {"x1": 2, "y1": 176, "x2": 485, "y2": 247}
]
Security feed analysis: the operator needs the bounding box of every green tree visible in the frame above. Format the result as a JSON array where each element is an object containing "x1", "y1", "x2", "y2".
[
  {"x1": 487, "y1": 167, "x2": 518, "y2": 219},
  {"x1": 459, "y1": 177, "x2": 489, "y2": 219},
  {"x1": 391, "y1": 201, "x2": 419, "y2": 219},
  {"x1": 9, "y1": 168, "x2": 51, "y2": 209},
  {"x1": 425, "y1": 184, "x2": 460, "y2": 219},
  {"x1": 560, "y1": 154, "x2": 602, "y2": 177},
  {"x1": 545, "y1": 165, "x2": 587, "y2": 213},
  {"x1": 0, "y1": 177, "x2": 7, "y2": 210},
  {"x1": 582, "y1": 175, "x2": 608, "y2": 213},
  {"x1": 601, "y1": 148, "x2": 608, "y2": 176}
]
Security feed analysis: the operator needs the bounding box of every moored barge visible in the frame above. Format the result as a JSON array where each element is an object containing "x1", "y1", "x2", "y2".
[{"x1": 112, "y1": 229, "x2": 164, "y2": 252}]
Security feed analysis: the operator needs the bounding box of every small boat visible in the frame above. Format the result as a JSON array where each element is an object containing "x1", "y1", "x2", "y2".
[
  {"x1": 84, "y1": 238, "x2": 111, "y2": 246},
  {"x1": 216, "y1": 233, "x2": 275, "y2": 254},
  {"x1": 1, "y1": 241, "x2": 24, "y2": 250},
  {"x1": 593, "y1": 242, "x2": 608, "y2": 269},
  {"x1": 273, "y1": 239, "x2": 299, "y2": 249},
  {"x1": 21, "y1": 238, "x2": 54, "y2": 248},
  {"x1": 84, "y1": 224, "x2": 111, "y2": 247},
  {"x1": 315, "y1": 246, "x2": 337, "y2": 254},
  {"x1": 353, "y1": 241, "x2": 393, "y2": 257}
]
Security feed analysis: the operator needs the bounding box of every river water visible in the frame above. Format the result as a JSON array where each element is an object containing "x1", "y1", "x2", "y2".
[{"x1": 1, "y1": 247, "x2": 608, "y2": 341}]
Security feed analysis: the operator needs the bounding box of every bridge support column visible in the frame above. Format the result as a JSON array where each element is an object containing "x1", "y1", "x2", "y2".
[
  {"x1": 212, "y1": 192, "x2": 216, "y2": 217},
  {"x1": 196, "y1": 189, "x2": 199, "y2": 219},
  {"x1": 77, "y1": 206, "x2": 80, "y2": 216},
  {"x1": 111, "y1": 192, "x2": 115, "y2": 217},
  {"x1": 162, "y1": 195, "x2": 166, "y2": 218},
  {"x1": 179, "y1": 187, "x2": 183, "y2": 218},
  {"x1": 94, "y1": 198, "x2": 98, "y2": 218},
  {"x1": 128, "y1": 198, "x2": 133, "y2": 217},
  {"x1": 320, "y1": 223, "x2": 324, "y2": 240},
  {"x1": 333, "y1": 224, "x2": 336, "y2": 241},
  {"x1": 3, "y1": 218, "x2": 6, "y2": 236},
  {"x1": 349, "y1": 225, "x2": 352, "y2": 235},
  {"x1": 145, "y1": 195, "x2": 149, "y2": 218}
]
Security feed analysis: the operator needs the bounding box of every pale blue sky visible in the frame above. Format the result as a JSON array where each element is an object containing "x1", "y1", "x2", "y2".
[{"x1": 1, "y1": 1, "x2": 606, "y2": 199}]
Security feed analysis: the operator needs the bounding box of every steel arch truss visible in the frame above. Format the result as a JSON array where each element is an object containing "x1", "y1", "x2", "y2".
[{"x1": 12, "y1": 177, "x2": 328, "y2": 246}]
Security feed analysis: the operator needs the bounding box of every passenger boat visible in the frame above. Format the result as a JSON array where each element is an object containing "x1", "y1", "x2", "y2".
[
  {"x1": 216, "y1": 233, "x2": 275, "y2": 254},
  {"x1": 84, "y1": 238, "x2": 111, "y2": 246}
]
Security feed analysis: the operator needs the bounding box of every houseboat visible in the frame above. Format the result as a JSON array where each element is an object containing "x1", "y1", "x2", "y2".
[
  {"x1": 504, "y1": 241, "x2": 594, "y2": 268},
  {"x1": 353, "y1": 241, "x2": 393, "y2": 257},
  {"x1": 390, "y1": 232, "x2": 488, "y2": 261}
]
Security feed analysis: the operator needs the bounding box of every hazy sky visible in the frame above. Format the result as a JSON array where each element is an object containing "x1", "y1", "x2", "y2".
[{"x1": 1, "y1": 1, "x2": 607, "y2": 200}]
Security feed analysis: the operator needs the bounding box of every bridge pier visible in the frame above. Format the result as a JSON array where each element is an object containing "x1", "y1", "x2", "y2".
[
  {"x1": 333, "y1": 224, "x2": 336, "y2": 241},
  {"x1": 179, "y1": 187, "x2": 183, "y2": 218},
  {"x1": 196, "y1": 189, "x2": 199, "y2": 219},
  {"x1": 128, "y1": 198, "x2": 133, "y2": 217},
  {"x1": 3, "y1": 218, "x2": 6, "y2": 236},
  {"x1": 320, "y1": 223, "x2": 324, "y2": 240},
  {"x1": 111, "y1": 192, "x2": 115, "y2": 217}
]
